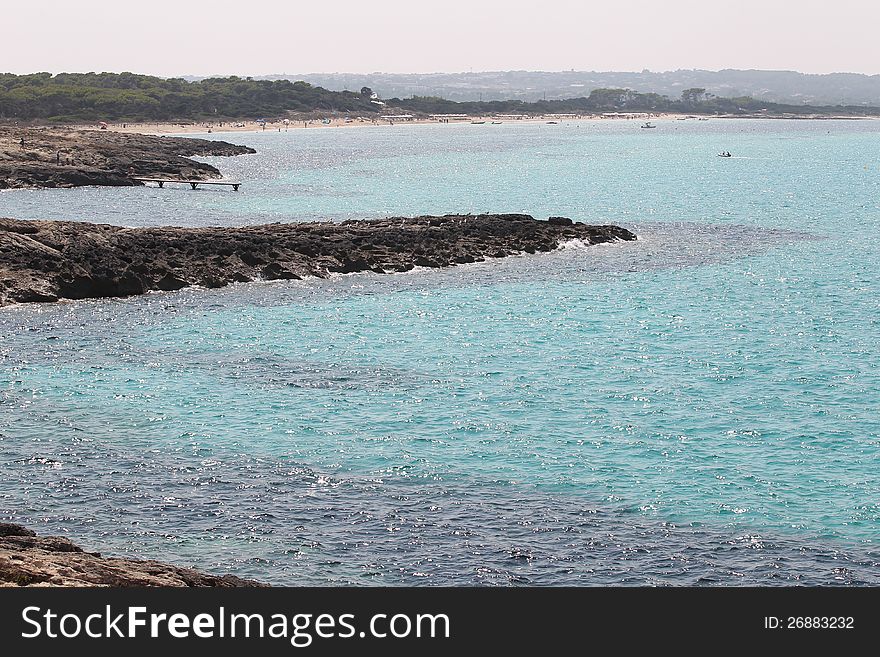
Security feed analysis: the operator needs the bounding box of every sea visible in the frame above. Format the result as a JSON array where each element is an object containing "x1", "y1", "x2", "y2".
[{"x1": 1, "y1": 118, "x2": 879, "y2": 585}]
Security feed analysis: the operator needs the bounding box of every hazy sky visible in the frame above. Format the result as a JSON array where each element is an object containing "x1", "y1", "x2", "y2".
[{"x1": 4, "y1": 0, "x2": 879, "y2": 76}]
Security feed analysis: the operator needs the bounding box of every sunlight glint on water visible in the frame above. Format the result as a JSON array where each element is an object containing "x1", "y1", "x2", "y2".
[{"x1": 1, "y1": 118, "x2": 879, "y2": 584}]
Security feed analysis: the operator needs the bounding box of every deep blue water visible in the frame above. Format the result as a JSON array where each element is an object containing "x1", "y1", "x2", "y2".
[{"x1": 2, "y1": 118, "x2": 879, "y2": 584}]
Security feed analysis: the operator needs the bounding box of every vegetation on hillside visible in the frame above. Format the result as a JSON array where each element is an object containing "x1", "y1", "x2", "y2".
[
  {"x1": 1, "y1": 73, "x2": 877, "y2": 122},
  {"x1": 0, "y1": 72, "x2": 379, "y2": 121},
  {"x1": 386, "y1": 87, "x2": 880, "y2": 117},
  {"x1": 280, "y1": 69, "x2": 880, "y2": 106}
]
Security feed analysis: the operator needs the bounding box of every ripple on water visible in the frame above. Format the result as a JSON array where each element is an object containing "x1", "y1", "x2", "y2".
[
  {"x1": 3, "y1": 446, "x2": 880, "y2": 586},
  {"x1": 2, "y1": 120, "x2": 880, "y2": 585}
]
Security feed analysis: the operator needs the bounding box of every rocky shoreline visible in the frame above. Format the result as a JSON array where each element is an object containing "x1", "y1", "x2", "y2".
[
  {"x1": 0, "y1": 127, "x2": 254, "y2": 189},
  {"x1": 0, "y1": 214, "x2": 636, "y2": 306},
  {"x1": 0, "y1": 523, "x2": 265, "y2": 587}
]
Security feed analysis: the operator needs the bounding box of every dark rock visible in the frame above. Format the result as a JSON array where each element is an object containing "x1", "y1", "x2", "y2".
[
  {"x1": 0, "y1": 523, "x2": 36, "y2": 538},
  {"x1": 0, "y1": 214, "x2": 637, "y2": 306},
  {"x1": 0, "y1": 127, "x2": 254, "y2": 189},
  {"x1": 155, "y1": 273, "x2": 189, "y2": 291},
  {"x1": 0, "y1": 523, "x2": 266, "y2": 587}
]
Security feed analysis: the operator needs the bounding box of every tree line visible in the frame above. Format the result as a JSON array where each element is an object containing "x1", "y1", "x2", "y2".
[
  {"x1": 386, "y1": 87, "x2": 880, "y2": 117},
  {"x1": 1, "y1": 73, "x2": 877, "y2": 122},
  {"x1": 0, "y1": 72, "x2": 379, "y2": 121}
]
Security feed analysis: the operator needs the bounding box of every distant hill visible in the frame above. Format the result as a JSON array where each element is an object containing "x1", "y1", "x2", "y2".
[{"x1": 258, "y1": 70, "x2": 880, "y2": 106}]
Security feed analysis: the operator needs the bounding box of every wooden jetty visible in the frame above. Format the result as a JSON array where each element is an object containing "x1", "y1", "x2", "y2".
[{"x1": 135, "y1": 178, "x2": 241, "y2": 191}]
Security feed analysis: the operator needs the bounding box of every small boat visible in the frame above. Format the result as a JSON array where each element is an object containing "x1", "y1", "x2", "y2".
[
  {"x1": 491, "y1": 121, "x2": 502, "y2": 124},
  {"x1": 717, "y1": 151, "x2": 732, "y2": 158},
  {"x1": 641, "y1": 122, "x2": 656, "y2": 129},
  {"x1": 698, "y1": 117, "x2": 709, "y2": 121},
  {"x1": 546, "y1": 121, "x2": 558, "y2": 124},
  {"x1": 471, "y1": 120, "x2": 486, "y2": 124}
]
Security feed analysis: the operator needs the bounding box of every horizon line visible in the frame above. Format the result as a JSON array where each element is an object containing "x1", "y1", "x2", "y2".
[{"x1": 5, "y1": 67, "x2": 880, "y2": 79}]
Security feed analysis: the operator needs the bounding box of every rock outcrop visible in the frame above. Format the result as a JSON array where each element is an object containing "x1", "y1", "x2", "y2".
[
  {"x1": 0, "y1": 127, "x2": 254, "y2": 189},
  {"x1": 0, "y1": 214, "x2": 636, "y2": 306},
  {"x1": 0, "y1": 523, "x2": 265, "y2": 587}
]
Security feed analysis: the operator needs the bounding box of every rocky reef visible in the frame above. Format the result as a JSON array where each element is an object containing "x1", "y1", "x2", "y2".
[
  {"x1": 0, "y1": 127, "x2": 254, "y2": 189},
  {"x1": 0, "y1": 523, "x2": 265, "y2": 587},
  {"x1": 0, "y1": 214, "x2": 636, "y2": 306}
]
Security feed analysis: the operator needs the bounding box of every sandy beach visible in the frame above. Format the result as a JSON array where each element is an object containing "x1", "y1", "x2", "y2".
[
  {"x1": 74, "y1": 111, "x2": 878, "y2": 137},
  {"x1": 78, "y1": 112, "x2": 688, "y2": 136}
]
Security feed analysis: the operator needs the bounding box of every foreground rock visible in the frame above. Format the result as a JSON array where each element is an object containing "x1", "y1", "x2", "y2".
[
  {"x1": 0, "y1": 523, "x2": 265, "y2": 587},
  {"x1": 0, "y1": 214, "x2": 635, "y2": 306},
  {"x1": 0, "y1": 127, "x2": 254, "y2": 189}
]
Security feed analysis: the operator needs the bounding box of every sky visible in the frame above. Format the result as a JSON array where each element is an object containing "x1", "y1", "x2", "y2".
[{"x1": 3, "y1": 0, "x2": 879, "y2": 77}]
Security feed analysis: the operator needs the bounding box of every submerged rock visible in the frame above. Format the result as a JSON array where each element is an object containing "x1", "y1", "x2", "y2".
[
  {"x1": 0, "y1": 523, "x2": 265, "y2": 587},
  {"x1": 0, "y1": 214, "x2": 636, "y2": 306}
]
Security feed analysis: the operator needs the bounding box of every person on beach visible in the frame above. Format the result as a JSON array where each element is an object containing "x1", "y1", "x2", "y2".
[{"x1": 19, "y1": 137, "x2": 25, "y2": 149}]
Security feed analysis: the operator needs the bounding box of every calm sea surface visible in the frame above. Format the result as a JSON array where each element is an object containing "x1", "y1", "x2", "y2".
[{"x1": 1, "y1": 119, "x2": 879, "y2": 584}]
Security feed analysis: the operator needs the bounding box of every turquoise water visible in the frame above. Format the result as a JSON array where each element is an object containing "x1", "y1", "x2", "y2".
[{"x1": 2, "y1": 119, "x2": 880, "y2": 584}]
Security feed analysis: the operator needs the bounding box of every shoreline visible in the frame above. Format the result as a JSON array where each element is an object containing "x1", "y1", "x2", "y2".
[
  {"x1": 0, "y1": 127, "x2": 253, "y2": 190},
  {"x1": 92, "y1": 113, "x2": 679, "y2": 136},
  {"x1": 0, "y1": 214, "x2": 636, "y2": 307},
  {"x1": 0, "y1": 523, "x2": 265, "y2": 587},
  {"x1": 68, "y1": 112, "x2": 877, "y2": 137}
]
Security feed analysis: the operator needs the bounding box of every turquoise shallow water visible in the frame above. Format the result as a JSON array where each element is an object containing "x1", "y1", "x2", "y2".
[{"x1": 1, "y1": 119, "x2": 880, "y2": 584}]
